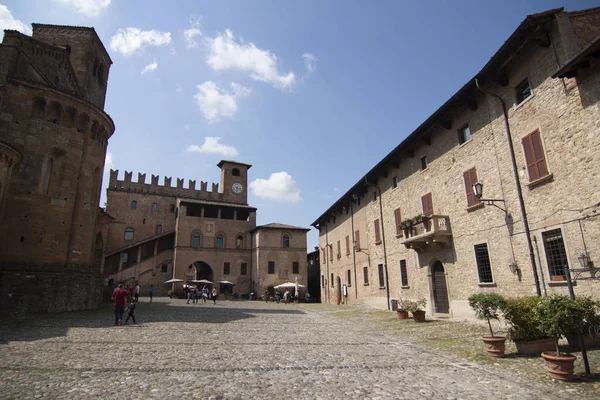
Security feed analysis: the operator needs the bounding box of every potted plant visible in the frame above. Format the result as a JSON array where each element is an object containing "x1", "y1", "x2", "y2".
[
  {"x1": 536, "y1": 295, "x2": 586, "y2": 381},
  {"x1": 564, "y1": 296, "x2": 600, "y2": 349},
  {"x1": 407, "y1": 298, "x2": 427, "y2": 322},
  {"x1": 468, "y1": 292, "x2": 507, "y2": 358},
  {"x1": 502, "y1": 296, "x2": 554, "y2": 354},
  {"x1": 396, "y1": 299, "x2": 410, "y2": 319}
]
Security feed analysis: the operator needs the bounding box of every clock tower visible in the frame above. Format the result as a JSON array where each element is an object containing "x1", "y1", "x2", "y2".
[{"x1": 218, "y1": 160, "x2": 252, "y2": 204}]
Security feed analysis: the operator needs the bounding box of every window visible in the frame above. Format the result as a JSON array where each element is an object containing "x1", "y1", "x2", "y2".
[
  {"x1": 355, "y1": 230, "x2": 360, "y2": 251},
  {"x1": 216, "y1": 234, "x2": 224, "y2": 249},
  {"x1": 345, "y1": 235, "x2": 350, "y2": 255},
  {"x1": 516, "y1": 78, "x2": 532, "y2": 104},
  {"x1": 156, "y1": 224, "x2": 163, "y2": 234},
  {"x1": 542, "y1": 229, "x2": 568, "y2": 280},
  {"x1": 394, "y1": 208, "x2": 402, "y2": 236},
  {"x1": 421, "y1": 192, "x2": 433, "y2": 216},
  {"x1": 421, "y1": 155, "x2": 427, "y2": 171},
  {"x1": 151, "y1": 203, "x2": 158, "y2": 213},
  {"x1": 322, "y1": 248, "x2": 326, "y2": 263},
  {"x1": 161, "y1": 264, "x2": 168, "y2": 273},
  {"x1": 347, "y1": 269, "x2": 351, "y2": 286},
  {"x1": 241, "y1": 263, "x2": 247, "y2": 275},
  {"x1": 374, "y1": 219, "x2": 381, "y2": 244},
  {"x1": 363, "y1": 266, "x2": 369, "y2": 285},
  {"x1": 282, "y1": 234, "x2": 290, "y2": 248},
  {"x1": 373, "y1": 191, "x2": 377, "y2": 202},
  {"x1": 232, "y1": 168, "x2": 240, "y2": 176},
  {"x1": 124, "y1": 227, "x2": 134, "y2": 243},
  {"x1": 121, "y1": 253, "x2": 128, "y2": 263},
  {"x1": 329, "y1": 245, "x2": 333, "y2": 261},
  {"x1": 458, "y1": 124, "x2": 471, "y2": 145},
  {"x1": 400, "y1": 259, "x2": 408, "y2": 287},
  {"x1": 463, "y1": 168, "x2": 480, "y2": 207},
  {"x1": 321, "y1": 275, "x2": 325, "y2": 288},
  {"x1": 392, "y1": 176, "x2": 398, "y2": 189},
  {"x1": 169, "y1": 204, "x2": 175, "y2": 213},
  {"x1": 331, "y1": 273, "x2": 334, "y2": 288},
  {"x1": 236, "y1": 235, "x2": 244, "y2": 248},
  {"x1": 268, "y1": 261, "x2": 275, "y2": 274},
  {"x1": 378, "y1": 264, "x2": 385, "y2": 288},
  {"x1": 474, "y1": 243, "x2": 493, "y2": 283},
  {"x1": 336, "y1": 240, "x2": 341, "y2": 259},
  {"x1": 522, "y1": 130, "x2": 549, "y2": 182},
  {"x1": 224, "y1": 262, "x2": 230, "y2": 275},
  {"x1": 293, "y1": 261, "x2": 299, "y2": 274},
  {"x1": 191, "y1": 232, "x2": 201, "y2": 248}
]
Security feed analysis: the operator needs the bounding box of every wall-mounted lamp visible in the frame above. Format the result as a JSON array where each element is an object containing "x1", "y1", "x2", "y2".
[
  {"x1": 577, "y1": 253, "x2": 592, "y2": 269},
  {"x1": 473, "y1": 182, "x2": 507, "y2": 213},
  {"x1": 508, "y1": 262, "x2": 519, "y2": 274}
]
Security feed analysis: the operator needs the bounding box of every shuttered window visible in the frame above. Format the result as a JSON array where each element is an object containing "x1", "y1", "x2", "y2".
[
  {"x1": 394, "y1": 208, "x2": 402, "y2": 235},
  {"x1": 347, "y1": 269, "x2": 351, "y2": 286},
  {"x1": 345, "y1": 235, "x2": 350, "y2": 255},
  {"x1": 337, "y1": 240, "x2": 341, "y2": 259},
  {"x1": 363, "y1": 266, "x2": 369, "y2": 285},
  {"x1": 522, "y1": 130, "x2": 549, "y2": 182},
  {"x1": 421, "y1": 193, "x2": 433, "y2": 216},
  {"x1": 378, "y1": 264, "x2": 385, "y2": 288},
  {"x1": 355, "y1": 230, "x2": 360, "y2": 250},
  {"x1": 463, "y1": 168, "x2": 479, "y2": 207},
  {"x1": 400, "y1": 259, "x2": 408, "y2": 287},
  {"x1": 374, "y1": 219, "x2": 381, "y2": 243},
  {"x1": 223, "y1": 262, "x2": 230, "y2": 275}
]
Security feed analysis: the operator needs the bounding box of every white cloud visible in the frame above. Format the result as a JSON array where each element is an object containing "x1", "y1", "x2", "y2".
[
  {"x1": 184, "y1": 124, "x2": 191, "y2": 130},
  {"x1": 193, "y1": 81, "x2": 251, "y2": 123},
  {"x1": 250, "y1": 172, "x2": 302, "y2": 203},
  {"x1": 184, "y1": 18, "x2": 202, "y2": 49},
  {"x1": 186, "y1": 137, "x2": 239, "y2": 157},
  {"x1": 110, "y1": 27, "x2": 171, "y2": 56},
  {"x1": 303, "y1": 53, "x2": 317, "y2": 73},
  {"x1": 0, "y1": 5, "x2": 31, "y2": 38},
  {"x1": 140, "y1": 59, "x2": 158, "y2": 75},
  {"x1": 52, "y1": 0, "x2": 111, "y2": 17},
  {"x1": 207, "y1": 29, "x2": 295, "y2": 90}
]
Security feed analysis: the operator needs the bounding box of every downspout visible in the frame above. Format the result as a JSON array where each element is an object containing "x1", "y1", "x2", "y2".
[
  {"x1": 475, "y1": 78, "x2": 542, "y2": 296},
  {"x1": 350, "y1": 202, "x2": 358, "y2": 299},
  {"x1": 325, "y1": 224, "x2": 330, "y2": 304},
  {"x1": 365, "y1": 177, "x2": 391, "y2": 310}
]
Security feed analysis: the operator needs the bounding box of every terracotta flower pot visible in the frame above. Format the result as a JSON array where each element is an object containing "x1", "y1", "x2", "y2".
[
  {"x1": 397, "y1": 310, "x2": 409, "y2": 319},
  {"x1": 541, "y1": 351, "x2": 576, "y2": 381},
  {"x1": 412, "y1": 310, "x2": 426, "y2": 322},
  {"x1": 482, "y1": 336, "x2": 506, "y2": 358},
  {"x1": 513, "y1": 338, "x2": 555, "y2": 355}
]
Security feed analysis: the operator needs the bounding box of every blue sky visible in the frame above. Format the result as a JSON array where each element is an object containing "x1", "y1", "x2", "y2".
[{"x1": 2, "y1": 0, "x2": 599, "y2": 249}]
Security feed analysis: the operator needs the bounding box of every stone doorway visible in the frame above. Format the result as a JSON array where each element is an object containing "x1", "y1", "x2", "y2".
[
  {"x1": 431, "y1": 260, "x2": 449, "y2": 314},
  {"x1": 189, "y1": 261, "x2": 213, "y2": 282}
]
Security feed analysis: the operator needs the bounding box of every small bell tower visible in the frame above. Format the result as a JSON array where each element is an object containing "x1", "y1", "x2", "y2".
[{"x1": 217, "y1": 160, "x2": 252, "y2": 204}]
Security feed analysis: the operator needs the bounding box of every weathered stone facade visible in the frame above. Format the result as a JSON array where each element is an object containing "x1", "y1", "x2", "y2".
[
  {"x1": 0, "y1": 24, "x2": 114, "y2": 314},
  {"x1": 313, "y1": 7, "x2": 600, "y2": 318}
]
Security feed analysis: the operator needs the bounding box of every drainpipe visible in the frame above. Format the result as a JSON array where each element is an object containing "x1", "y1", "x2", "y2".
[
  {"x1": 325, "y1": 224, "x2": 330, "y2": 304},
  {"x1": 350, "y1": 202, "x2": 358, "y2": 299},
  {"x1": 365, "y1": 177, "x2": 391, "y2": 310},
  {"x1": 475, "y1": 78, "x2": 542, "y2": 296}
]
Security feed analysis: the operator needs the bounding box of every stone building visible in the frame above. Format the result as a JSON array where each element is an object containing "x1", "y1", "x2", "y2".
[
  {"x1": 312, "y1": 7, "x2": 600, "y2": 318},
  {"x1": 0, "y1": 24, "x2": 114, "y2": 313},
  {"x1": 103, "y1": 161, "x2": 309, "y2": 297}
]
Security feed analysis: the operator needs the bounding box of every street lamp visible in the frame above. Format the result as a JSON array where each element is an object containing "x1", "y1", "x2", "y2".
[
  {"x1": 472, "y1": 182, "x2": 507, "y2": 213},
  {"x1": 577, "y1": 253, "x2": 592, "y2": 269}
]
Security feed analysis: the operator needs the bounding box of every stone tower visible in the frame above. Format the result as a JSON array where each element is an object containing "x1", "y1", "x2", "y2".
[
  {"x1": 0, "y1": 24, "x2": 115, "y2": 313},
  {"x1": 218, "y1": 160, "x2": 252, "y2": 204}
]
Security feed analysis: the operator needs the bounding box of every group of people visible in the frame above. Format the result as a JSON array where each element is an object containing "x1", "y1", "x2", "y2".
[
  {"x1": 185, "y1": 285, "x2": 218, "y2": 305},
  {"x1": 264, "y1": 290, "x2": 312, "y2": 304},
  {"x1": 111, "y1": 284, "x2": 137, "y2": 326}
]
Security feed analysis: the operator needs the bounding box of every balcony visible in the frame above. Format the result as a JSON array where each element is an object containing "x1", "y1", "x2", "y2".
[{"x1": 401, "y1": 215, "x2": 452, "y2": 252}]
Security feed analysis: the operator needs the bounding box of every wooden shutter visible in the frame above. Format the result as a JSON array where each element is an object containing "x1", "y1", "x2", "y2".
[
  {"x1": 522, "y1": 130, "x2": 548, "y2": 182},
  {"x1": 421, "y1": 193, "x2": 433, "y2": 216},
  {"x1": 337, "y1": 240, "x2": 341, "y2": 258},
  {"x1": 355, "y1": 230, "x2": 360, "y2": 250},
  {"x1": 394, "y1": 208, "x2": 402, "y2": 235},
  {"x1": 345, "y1": 235, "x2": 350, "y2": 255},
  {"x1": 374, "y1": 219, "x2": 381, "y2": 243},
  {"x1": 463, "y1": 168, "x2": 479, "y2": 207}
]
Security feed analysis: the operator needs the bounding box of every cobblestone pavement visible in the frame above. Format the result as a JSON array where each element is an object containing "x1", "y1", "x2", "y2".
[{"x1": 0, "y1": 298, "x2": 592, "y2": 399}]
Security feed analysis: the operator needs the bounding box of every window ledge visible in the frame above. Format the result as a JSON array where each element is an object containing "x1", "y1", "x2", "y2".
[
  {"x1": 378, "y1": 286, "x2": 386, "y2": 290},
  {"x1": 401, "y1": 285, "x2": 410, "y2": 289},
  {"x1": 458, "y1": 138, "x2": 473, "y2": 148},
  {"x1": 514, "y1": 92, "x2": 535, "y2": 110},
  {"x1": 466, "y1": 202, "x2": 485, "y2": 212},
  {"x1": 419, "y1": 167, "x2": 429, "y2": 174},
  {"x1": 527, "y1": 173, "x2": 554, "y2": 189},
  {"x1": 375, "y1": 241, "x2": 382, "y2": 245},
  {"x1": 478, "y1": 282, "x2": 497, "y2": 288},
  {"x1": 364, "y1": 283, "x2": 370, "y2": 286},
  {"x1": 548, "y1": 280, "x2": 576, "y2": 287}
]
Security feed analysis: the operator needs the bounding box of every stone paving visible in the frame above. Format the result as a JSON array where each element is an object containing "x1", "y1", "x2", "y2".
[{"x1": 0, "y1": 298, "x2": 594, "y2": 399}]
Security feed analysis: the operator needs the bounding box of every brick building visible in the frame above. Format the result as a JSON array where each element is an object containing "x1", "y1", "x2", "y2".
[
  {"x1": 312, "y1": 7, "x2": 600, "y2": 318},
  {"x1": 0, "y1": 24, "x2": 114, "y2": 313},
  {"x1": 103, "y1": 161, "x2": 309, "y2": 297}
]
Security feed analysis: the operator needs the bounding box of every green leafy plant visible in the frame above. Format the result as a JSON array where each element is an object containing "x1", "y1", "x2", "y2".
[
  {"x1": 503, "y1": 296, "x2": 549, "y2": 341},
  {"x1": 397, "y1": 298, "x2": 413, "y2": 311},
  {"x1": 167, "y1": 290, "x2": 173, "y2": 298},
  {"x1": 406, "y1": 298, "x2": 427, "y2": 313},
  {"x1": 573, "y1": 296, "x2": 600, "y2": 335},
  {"x1": 468, "y1": 292, "x2": 506, "y2": 337},
  {"x1": 536, "y1": 295, "x2": 588, "y2": 356}
]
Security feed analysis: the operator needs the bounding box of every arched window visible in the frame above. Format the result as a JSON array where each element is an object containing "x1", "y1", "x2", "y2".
[
  {"x1": 216, "y1": 234, "x2": 224, "y2": 249},
  {"x1": 169, "y1": 204, "x2": 175, "y2": 213},
  {"x1": 232, "y1": 168, "x2": 240, "y2": 176},
  {"x1": 131, "y1": 200, "x2": 137, "y2": 210},
  {"x1": 124, "y1": 227, "x2": 134, "y2": 243},
  {"x1": 236, "y1": 235, "x2": 244, "y2": 248},
  {"x1": 191, "y1": 232, "x2": 201, "y2": 248},
  {"x1": 151, "y1": 203, "x2": 158, "y2": 213},
  {"x1": 282, "y1": 234, "x2": 290, "y2": 248}
]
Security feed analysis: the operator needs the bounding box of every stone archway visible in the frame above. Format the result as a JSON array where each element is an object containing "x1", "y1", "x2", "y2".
[
  {"x1": 190, "y1": 261, "x2": 213, "y2": 282},
  {"x1": 430, "y1": 260, "x2": 450, "y2": 314}
]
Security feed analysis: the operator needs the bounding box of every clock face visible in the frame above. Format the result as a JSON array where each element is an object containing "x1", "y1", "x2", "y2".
[{"x1": 232, "y1": 183, "x2": 244, "y2": 194}]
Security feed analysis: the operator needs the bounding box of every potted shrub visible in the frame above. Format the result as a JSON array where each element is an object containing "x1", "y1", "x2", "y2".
[
  {"x1": 536, "y1": 295, "x2": 586, "y2": 381},
  {"x1": 503, "y1": 296, "x2": 554, "y2": 354},
  {"x1": 407, "y1": 298, "x2": 427, "y2": 322},
  {"x1": 396, "y1": 299, "x2": 410, "y2": 319},
  {"x1": 468, "y1": 292, "x2": 507, "y2": 358},
  {"x1": 564, "y1": 296, "x2": 600, "y2": 349}
]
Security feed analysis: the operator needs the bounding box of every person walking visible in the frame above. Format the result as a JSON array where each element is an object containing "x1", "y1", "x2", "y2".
[
  {"x1": 149, "y1": 285, "x2": 154, "y2": 302},
  {"x1": 212, "y1": 287, "x2": 218, "y2": 305},
  {"x1": 191, "y1": 287, "x2": 198, "y2": 304},
  {"x1": 264, "y1": 290, "x2": 269, "y2": 303},
  {"x1": 128, "y1": 284, "x2": 134, "y2": 302},
  {"x1": 185, "y1": 285, "x2": 191, "y2": 304},
  {"x1": 134, "y1": 282, "x2": 140, "y2": 302},
  {"x1": 112, "y1": 284, "x2": 128, "y2": 326},
  {"x1": 125, "y1": 300, "x2": 136, "y2": 324},
  {"x1": 202, "y1": 286, "x2": 208, "y2": 303}
]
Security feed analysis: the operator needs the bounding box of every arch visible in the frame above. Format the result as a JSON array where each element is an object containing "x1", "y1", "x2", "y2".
[
  {"x1": 151, "y1": 203, "x2": 158, "y2": 213},
  {"x1": 64, "y1": 107, "x2": 77, "y2": 128},
  {"x1": 215, "y1": 233, "x2": 225, "y2": 249},
  {"x1": 191, "y1": 231, "x2": 201, "y2": 248},
  {"x1": 90, "y1": 120, "x2": 99, "y2": 140},
  {"x1": 191, "y1": 261, "x2": 213, "y2": 282},
  {"x1": 282, "y1": 234, "x2": 290, "y2": 248},
  {"x1": 32, "y1": 97, "x2": 46, "y2": 118},
  {"x1": 124, "y1": 227, "x2": 134, "y2": 243},
  {"x1": 430, "y1": 260, "x2": 450, "y2": 314},
  {"x1": 232, "y1": 168, "x2": 240, "y2": 176},
  {"x1": 46, "y1": 101, "x2": 62, "y2": 124},
  {"x1": 130, "y1": 200, "x2": 137, "y2": 210},
  {"x1": 77, "y1": 113, "x2": 90, "y2": 133},
  {"x1": 235, "y1": 234, "x2": 244, "y2": 249}
]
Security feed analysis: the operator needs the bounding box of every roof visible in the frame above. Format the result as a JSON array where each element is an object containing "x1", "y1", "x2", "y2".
[
  {"x1": 217, "y1": 160, "x2": 253, "y2": 169},
  {"x1": 311, "y1": 7, "x2": 565, "y2": 227},
  {"x1": 250, "y1": 223, "x2": 311, "y2": 233},
  {"x1": 552, "y1": 35, "x2": 600, "y2": 78},
  {"x1": 179, "y1": 198, "x2": 257, "y2": 210}
]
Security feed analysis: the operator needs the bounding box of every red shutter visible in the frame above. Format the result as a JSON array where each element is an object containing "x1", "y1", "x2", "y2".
[
  {"x1": 345, "y1": 235, "x2": 350, "y2": 255},
  {"x1": 463, "y1": 168, "x2": 479, "y2": 207},
  {"x1": 422, "y1": 193, "x2": 433, "y2": 216},
  {"x1": 355, "y1": 230, "x2": 360, "y2": 250},
  {"x1": 374, "y1": 219, "x2": 381, "y2": 243},
  {"x1": 394, "y1": 208, "x2": 402, "y2": 235},
  {"x1": 522, "y1": 130, "x2": 548, "y2": 182}
]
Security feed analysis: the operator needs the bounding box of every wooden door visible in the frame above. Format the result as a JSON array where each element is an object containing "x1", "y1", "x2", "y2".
[{"x1": 432, "y1": 261, "x2": 449, "y2": 314}]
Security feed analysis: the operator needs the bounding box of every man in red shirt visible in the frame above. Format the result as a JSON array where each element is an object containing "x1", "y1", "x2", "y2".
[{"x1": 112, "y1": 284, "x2": 128, "y2": 326}]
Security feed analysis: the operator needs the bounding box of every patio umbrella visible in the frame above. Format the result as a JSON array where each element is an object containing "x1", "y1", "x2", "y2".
[
  {"x1": 218, "y1": 280, "x2": 235, "y2": 285},
  {"x1": 196, "y1": 279, "x2": 214, "y2": 284},
  {"x1": 274, "y1": 282, "x2": 305, "y2": 289},
  {"x1": 295, "y1": 276, "x2": 299, "y2": 298},
  {"x1": 164, "y1": 278, "x2": 184, "y2": 284}
]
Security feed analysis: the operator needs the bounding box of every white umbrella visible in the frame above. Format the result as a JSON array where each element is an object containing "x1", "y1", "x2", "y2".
[
  {"x1": 295, "y1": 276, "x2": 299, "y2": 298},
  {"x1": 164, "y1": 278, "x2": 184, "y2": 284},
  {"x1": 196, "y1": 279, "x2": 214, "y2": 284},
  {"x1": 274, "y1": 282, "x2": 305, "y2": 289},
  {"x1": 218, "y1": 280, "x2": 235, "y2": 285}
]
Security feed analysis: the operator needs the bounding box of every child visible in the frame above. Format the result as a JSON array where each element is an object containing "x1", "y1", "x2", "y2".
[
  {"x1": 149, "y1": 285, "x2": 154, "y2": 302},
  {"x1": 125, "y1": 300, "x2": 136, "y2": 324}
]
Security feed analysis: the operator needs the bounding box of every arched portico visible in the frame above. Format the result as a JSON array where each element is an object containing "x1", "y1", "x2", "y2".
[{"x1": 188, "y1": 261, "x2": 214, "y2": 282}]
